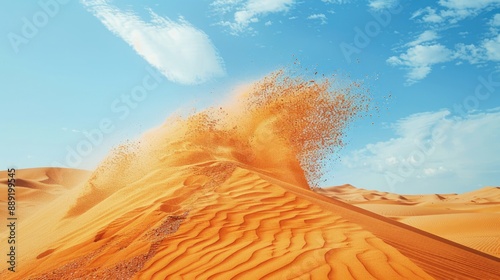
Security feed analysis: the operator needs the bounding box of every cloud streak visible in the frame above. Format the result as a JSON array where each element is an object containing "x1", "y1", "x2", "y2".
[
  {"x1": 308, "y1": 13, "x2": 327, "y2": 25},
  {"x1": 82, "y1": 0, "x2": 225, "y2": 84},
  {"x1": 368, "y1": 0, "x2": 399, "y2": 11},
  {"x1": 213, "y1": 0, "x2": 296, "y2": 34}
]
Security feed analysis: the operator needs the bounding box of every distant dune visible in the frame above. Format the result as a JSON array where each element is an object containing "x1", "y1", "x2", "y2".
[
  {"x1": 1, "y1": 72, "x2": 499, "y2": 279},
  {"x1": 316, "y1": 184, "x2": 500, "y2": 258},
  {"x1": 0, "y1": 168, "x2": 91, "y2": 219}
]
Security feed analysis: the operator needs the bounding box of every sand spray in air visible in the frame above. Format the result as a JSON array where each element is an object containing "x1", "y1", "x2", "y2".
[
  {"x1": 138, "y1": 68, "x2": 370, "y2": 187},
  {"x1": 70, "y1": 68, "x2": 371, "y2": 214}
]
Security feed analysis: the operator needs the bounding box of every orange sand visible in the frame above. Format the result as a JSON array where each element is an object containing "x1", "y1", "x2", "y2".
[
  {"x1": 0, "y1": 71, "x2": 498, "y2": 279},
  {"x1": 317, "y1": 185, "x2": 500, "y2": 258}
]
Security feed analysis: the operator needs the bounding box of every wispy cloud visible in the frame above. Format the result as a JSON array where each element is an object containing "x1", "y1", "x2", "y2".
[
  {"x1": 391, "y1": 5, "x2": 500, "y2": 84},
  {"x1": 413, "y1": 0, "x2": 500, "y2": 24},
  {"x1": 82, "y1": 0, "x2": 225, "y2": 84},
  {"x1": 211, "y1": 0, "x2": 243, "y2": 14},
  {"x1": 212, "y1": 0, "x2": 296, "y2": 34},
  {"x1": 490, "y1": 14, "x2": 500, "y2": 26},
  {"x1": 406, "y1": 30, "x2": 439, "y2": 47},
  {"x1": 328, "y1": 109, "x2": 500, "y2": 194},
  {"x1": 390, "y1": 35, "x2": 500, "y2": 84},
  {"x1": 62, "y1": 127, "x2": 83, "y2": 133},
  {"x1": 368, "y1": 0, "x2": 399, "y2": 11},
  {"x1": 482, "y1": 34, "x2": 500, "y2": 60},
  {"x1": 387, "y1": 42, "x2": 453, "y2": 84},
  {"x1": 322, "y1": 0, "x2": 352, "y2": 4},
  {"x1": 453, "y1": 34, "x2": 500, "y2": 63},
  {"x1": 307, "y1": 13, "x2": 327, "y2": 25},
  {"x1": 411, "y1": 7, "x2": 444, "y2": 23}
]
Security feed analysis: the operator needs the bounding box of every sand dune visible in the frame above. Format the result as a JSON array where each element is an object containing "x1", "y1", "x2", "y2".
[
  {"x1": 1, "y1": 72, "x2": 499, "y2": 279},
  {"x1": 0, "y1": 168, "x2": 90, "y2": 220},
  {"x1": 0, "y1": 164, "x2": 433, "y2": 280},
  {"x1": 317, "y1": 184, "x2": 500, "y2": 258},
  {"x1": 2, "y1": 164, "x2": 499, "y2": 279}
]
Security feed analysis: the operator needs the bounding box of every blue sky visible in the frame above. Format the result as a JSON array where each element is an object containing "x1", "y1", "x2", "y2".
[{"x1": 1, "y1": 0, "x2": 500, "y2": 194}]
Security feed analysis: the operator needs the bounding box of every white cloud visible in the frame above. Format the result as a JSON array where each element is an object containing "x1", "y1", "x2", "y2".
[
  {"x1": 483, "y1": 34, "x2": 500, "y2": 60},
  {"x1": 211, "y1": 0, "x2": 243, "y2": 14},
  {"x1": 411, "y1": 7, "x2": 444, "y2": 23},
  {"x1": 82, "y1": 0, "x2": 225, "y2": 84},
  {"x1": 413, "y1": 1, "x2": 500, "y2": 24},
  {"x1": 438, "y1": 0, "x2": 500, "y2": 10},
  {"x1": 322, "y1": 0, "x2": 351, "y2": 4},
  {"x1": 407, "y1": 30, "x2": 439, "y2": 47},
  {"x1": 387, "y1": 44, "x2": 453, "y2": 84},
  {"x1": 453, "y1": 43, "x2": 486, "y2": 64},
  {"x1": 368, "y1": 0, "x2": 399, "y2": 11},
  {"x1": 451, "y1": 13, "x2": 500, "y2": 63},
  {"x1": 307, "y1": 13, "x2": 327, "y2": 25},
  {"x1": 389, "y1": 24, "x2": 500, "y2": 83},
  {"x1": 327, "y1": 109, "x2": 500, "y2": 194},
  {"x1": 490, "y1": 14, "x2": 500, "y2": 26},
  {"x1": 451, "y1": 34, "x2": 500, "y2": 63},
  {"x1": 214, "y1": 0, "x2": 296, "y2": 34}
]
